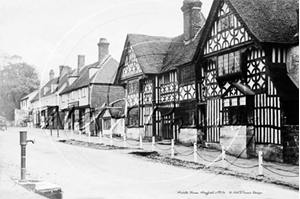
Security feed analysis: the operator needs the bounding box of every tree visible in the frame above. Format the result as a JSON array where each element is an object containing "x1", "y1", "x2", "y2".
[{"x1": 0, "y1": 56, "x2": 40, "y2": 120}]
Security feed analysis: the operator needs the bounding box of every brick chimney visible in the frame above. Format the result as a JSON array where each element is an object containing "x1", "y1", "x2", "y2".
[
  {"x1": 59, "y1": 65, "x2": 71, "y2": 79},
  {"x1": 49, "y1": 69, "x2": 54, "y2": 80},
  {"x1": 97, "y1": 38, "x2": 109, "y2": 64},
  {"x1": 78, "y1": 55, "x2": 85, "y2": 72},
  {"x1": 181, "y1": 0, "x2": 206, "y2": 42}
]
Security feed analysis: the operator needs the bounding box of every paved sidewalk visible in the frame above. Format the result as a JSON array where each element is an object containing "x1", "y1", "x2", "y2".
[
  {"x1": 0, "y1": 165, "x2": 45, "y2": 199},
  {"x1": 50, "y1": 129, "x2": 299, "y2": 189}
]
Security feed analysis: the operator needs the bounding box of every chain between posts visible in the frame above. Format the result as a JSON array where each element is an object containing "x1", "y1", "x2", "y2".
[
  {"x1": 66, "y1": 130, "x2": 298, "y2": 178},
  {"x1": 261, "y1": 165, "x2": 299, "y2": 177}
]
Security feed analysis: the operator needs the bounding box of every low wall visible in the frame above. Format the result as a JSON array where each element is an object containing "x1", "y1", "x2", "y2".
[
  {"x1": 219, "y1": 125, "x2": 255, "y2": 158},
  {"x1": 282, "y1": 125, "x2": 299, "y2": 164},
  {"x1": 178, "y1": 128, "x2": 197, "y2": 145},
  {"x1": 126, "y1": 127, "x2": 143, "y2": 139},
  {"x1": 255, "y1": 144, "x2": 283, "y2": 162}
]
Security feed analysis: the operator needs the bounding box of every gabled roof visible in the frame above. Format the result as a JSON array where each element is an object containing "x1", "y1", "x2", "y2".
[
  {"x1": 161, "y1": 30, "x2": 203, "y2": 72},
  {"x1": 227, "y1": 0, "x2": 298, "y2": 44},
  {"x1": 60, "y1": 61, "x2": 98, "y2": 94},
  {"x1": 195, "y1": 0, "x2": 298, "y2": 61},
  {"x1": 20, "y1": 90, "x2": 38, "y2": 101},
  {"x1": 91, "y1": 57, "x2": 119, "y2": 84},
  {"x1": 30, "y1": 77, "x2": 59, "y2": 103},
  {"x1": 60, "y1": 56, "x2": 119, "y2": 95},
  {"x1": 126, "y1": 34, "x2": 173, "y2": 74},
  {"x1": 31, "y1": 70, "x2": 73, "y2": 102},
  {"x1": 116, "y1": 30, "x2": 204, "y2": 81}
]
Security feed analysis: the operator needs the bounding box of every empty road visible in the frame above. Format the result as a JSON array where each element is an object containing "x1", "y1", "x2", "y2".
[{"x1": 0, "y1": 127, "x2": 298, "y2": 199}]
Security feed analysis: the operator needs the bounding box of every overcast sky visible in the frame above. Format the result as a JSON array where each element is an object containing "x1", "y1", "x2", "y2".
[{"x1": 0, "y1": 0, "x2": 213, "y2": 85}]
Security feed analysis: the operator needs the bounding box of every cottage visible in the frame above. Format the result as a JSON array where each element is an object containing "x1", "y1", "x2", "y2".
[
  {"x1": 59, "y1": 38, "x2": 124, "y2": 136},
  {"x1": 19, "y1": 90, "x2": 38, "y2": 127},
  {"x1": 30, "y1": 67, "x2": 72, "y2": 128}
]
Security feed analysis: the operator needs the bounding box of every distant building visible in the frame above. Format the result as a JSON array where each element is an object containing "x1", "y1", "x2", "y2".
[
  {"x1": 30, "y1": 66, "x2": 73, "y2": 128},
  {"x1": 59, "y1": 38, "x2": 124, "y2": 136},
  {"x1": 17, "y1": 90, "x2": 38, "y2": 127}
]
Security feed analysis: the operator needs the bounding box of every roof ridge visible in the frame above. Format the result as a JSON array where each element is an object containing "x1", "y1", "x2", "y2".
[{"x1": 128, "y1": 33, "x2": 173, "y2": 40}]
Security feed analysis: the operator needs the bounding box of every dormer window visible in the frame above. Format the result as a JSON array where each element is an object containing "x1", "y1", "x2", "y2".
[
  {"x1": 51, "y1": 84, "x2": 58, "y2": 93},
  {"x1": 43, "y1": 87, "x2": 49, "y2": 95},
  {"x1": 217, "y1": 51, "x2": 240, "y2": 76}
]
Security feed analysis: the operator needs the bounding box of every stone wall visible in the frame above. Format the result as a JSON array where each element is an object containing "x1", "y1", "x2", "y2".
[
  {"x1": 282, "y1": 125, "x2": 299, "y2": 165},
  {"x1": 255, "y1": 144, "x2": 283, "y2": 162},
  {"x1": 178, "y1": 128, "x2": 197, "y2": 145},
  {"x1": 126, "y1": 127, "x2": 143, "y2": 140},
  {"x1": 220, "y1": 126, "x2": 254, "y2": 158}
]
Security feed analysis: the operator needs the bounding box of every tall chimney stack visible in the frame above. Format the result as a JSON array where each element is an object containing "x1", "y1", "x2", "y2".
[
  {"x1": 49, "y1": 69, "x2": 54, "y2": 80},
  {"x1": 97, "y1": 38, "x2": 109, "y2": 64},
  {"x1": 78, "y1": 55, "x2": 85, "y2": 72},
  {"x1": 59, "y1": 65, "x2": 71, "y2": 79},
  {"x1": 181, "y1": 0, "x2": 205, "y2": 42}
]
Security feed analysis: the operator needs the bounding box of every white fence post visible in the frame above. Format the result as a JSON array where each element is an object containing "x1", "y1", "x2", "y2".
[
  {"x1": 88, "y1": 131, "x2": 91, "y2": 143},
  {"x1": 171, "y1": 139, "x2": 174, "y2": 158},
  {"x1": 79, "y1": 130, "x2": 82, "y2": 141},
  {"x1": 123, "y1": 134, "x2": 126, "y2": 148},
  {"x1": 258, "y1": 151, "x2": 264, "y2": 176},
  {"x1": 110, "y1": 132, "x2": 113, "y2": 146},
  {"x1": 139, "y1": 135, "x2": 143, "y2": 149},
  {"x1": 194, "y1": 142, "x2": 197, "y2": 163},
  {"x1": 222, "y1": 146, "x2": 226, "y2": 168},
  {"x1": 152, "y1": 136, "x2": 155, "y2": 151},
  {"x1": 71, "y1": 129, "x2": 73, "y2": 139},
  {"x1": 99, "y1": 133, "x2": 102, "y2": 144}
]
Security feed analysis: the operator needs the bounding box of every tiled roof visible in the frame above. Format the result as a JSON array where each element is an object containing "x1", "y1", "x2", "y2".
[
  {"x1": 91, "y1": 56, "x2": 119, "y2": 84},
  {"x1": 60, "y1": 61, "x2": 99, "y2": 94},
  {"x1": 61, "y1": 56, "x2": 119, "y2": 95},
  {"x1": 127, "y1": 34, "x2": 173, "y2": 74},
  {"x1": 30, "y1": 77, "x2": 59, "y2": 103},
  {"x1": 227, "y1": 0, "x2": 298, "y2": 44},
  {"x1": 30, "y1": 70, "x2": 73, "y2": 102},
  {"x1": 121, "y1": 32, "x2": 202, "y2": 75},
  {"x1": 161, "y1": 30, "x2": 203, "y2": 72}
]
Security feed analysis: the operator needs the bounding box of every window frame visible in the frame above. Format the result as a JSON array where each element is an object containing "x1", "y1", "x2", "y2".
[
  {"x1": 222, "y1": 96, "x2": 254, "y2": 126},
  {"x1": 127, "y1": 107, "x2": 139, "y2": 127},
  {"x1": 103, "y1": 118, "x2": 111, "y2": 130}
]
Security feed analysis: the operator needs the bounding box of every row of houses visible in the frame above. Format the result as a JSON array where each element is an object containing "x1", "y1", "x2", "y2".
[{"x1": 20, "y1": 0, "x2": 299, "y2": 163}]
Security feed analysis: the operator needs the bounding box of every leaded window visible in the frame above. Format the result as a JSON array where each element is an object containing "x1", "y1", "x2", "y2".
[
  {"x1": 128, "y1": 80, "x2": 139, "y2": 94},
  {"x1": 127, "y1": 107, "x2": 139, "y2": 127},
  {"x1": 218, "y1": 51, "x2": 240, "y2": 76},
  {"x1": 222, "y1": 96, "x2": 254, "y2": 125}
]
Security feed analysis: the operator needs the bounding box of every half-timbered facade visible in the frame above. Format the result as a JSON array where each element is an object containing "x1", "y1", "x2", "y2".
[
  {"x1": 195, "y1": 0, "x2": 299, "y2": 161},
  {"x1": 115, "y1": 0, "x2": 206, "y2": 142}
]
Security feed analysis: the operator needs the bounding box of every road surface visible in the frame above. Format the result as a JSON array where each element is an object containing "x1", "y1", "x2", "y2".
[{"x1": 0, "y1": 127, "x2": 298, "y2": 199}]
